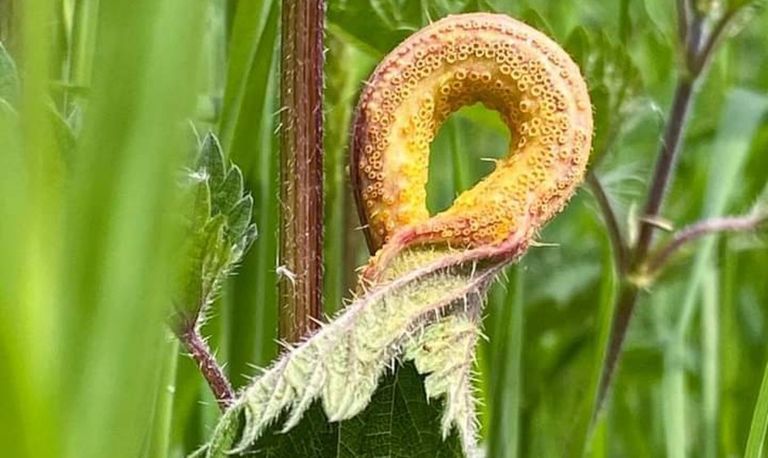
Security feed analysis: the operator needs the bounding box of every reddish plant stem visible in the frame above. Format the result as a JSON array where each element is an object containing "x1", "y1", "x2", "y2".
[
  {"x1": 593, "y1": 282, "x2": 639, "y2": 420},
  {"x1": 647, "y1": 212, "x2": 768, "y2": 273},
  {"x1": 278, "y1": 0, "x2": 325, "y2": 343},
  {"x1": 631, "y1": 78, "x2": 695, "y2": 264},
  {"x1": 177, "y1": 325, "x2": 234, "y2": 411}
]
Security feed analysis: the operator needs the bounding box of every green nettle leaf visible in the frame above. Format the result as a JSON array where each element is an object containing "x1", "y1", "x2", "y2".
[
  {"x1": 199, "y1": 133, "x2": 227, "y2": 190},
  {"x1": 227, "y1": 195, "x2": 254, "y2": 241},
  {"x1": 199, "y1": 363, "x2": 464, "y2": 458},
  {"x1": 215, "y1": 166, "x2": 245, "y2": 216},
  {"x1": 404, "y1": 314, "x2": 481, "y2": 449},
  {"x1": 203, "y1": 247, "x2": 506, "y2": 457},
  {"x1": 176, "y1": 132, "x2": 256, "y2": 321}
]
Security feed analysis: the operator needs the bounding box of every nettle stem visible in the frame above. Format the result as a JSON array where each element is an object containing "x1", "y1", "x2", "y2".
[
  {"x1": 278, "y1": 0, "x2": 325, "y2": 343},
  {"x1": 177, "y1": 324, "x2": 234, "y2": 411}
]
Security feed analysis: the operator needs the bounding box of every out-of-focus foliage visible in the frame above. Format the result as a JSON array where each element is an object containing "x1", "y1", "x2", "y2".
[{"x1": 1, "y1": 0, "x2": 767, "y2": 457}]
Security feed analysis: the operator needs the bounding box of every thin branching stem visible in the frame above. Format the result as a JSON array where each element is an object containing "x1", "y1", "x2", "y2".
[
  {"x1": 632, "y1": 77, "x2": 695, "y2": 264},
  {"x1": 692, "y1": 6, "x2": 742, "y2": 74},
  {"x1": 587, "y1": 172, "x2": 628, "y2": 272},
  {"x1": 646, "y1": 212, "x2": 768, "y2": 274}
]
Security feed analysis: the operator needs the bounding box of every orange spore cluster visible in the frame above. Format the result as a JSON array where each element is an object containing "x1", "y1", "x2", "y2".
[{"x1": 350, "y1": 13, "x2": 593, "y2": 254}]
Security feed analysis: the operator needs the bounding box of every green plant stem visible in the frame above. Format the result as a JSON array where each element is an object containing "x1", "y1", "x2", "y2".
[
  {"x1": 701, "y1": 268, "x2": 719, "y2": 458},
  {"x1": 65, "y1": 0, "x2": 99, "y2": 109},
  {"x1": 488, "y1": 267, "x2": 524, "y2": 458},
  {"x1": 278, "y1": 0, "x2": 325, "y2": 343}
]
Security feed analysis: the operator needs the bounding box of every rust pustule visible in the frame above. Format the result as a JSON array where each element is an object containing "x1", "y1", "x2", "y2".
[{"x1": 350, "y1": 13, "x2": 593, "y2": 265}]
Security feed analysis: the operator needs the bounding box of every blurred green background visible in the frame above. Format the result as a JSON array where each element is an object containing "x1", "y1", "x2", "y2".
[{"x1": 1, "y1": 0, "x2": 767, "y2": 457}]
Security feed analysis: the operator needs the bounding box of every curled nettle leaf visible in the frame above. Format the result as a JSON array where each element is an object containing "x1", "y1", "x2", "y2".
[
  {"x1": 205, "y1": 12, "x2": 593, "y2": 457},
  {"x1": 177, "y1": 133, "x2": 257, "y2": 326}
]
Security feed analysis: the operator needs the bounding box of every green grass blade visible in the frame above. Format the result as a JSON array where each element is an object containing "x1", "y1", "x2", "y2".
[
  {"x1": 57, "y1": 2, "x2": 207, "y2": 456},
  {"x1": 146, "y1": 338, "x2": 180, "y2": 458},
  {"x1": 580, "y1": 236, "x2": 619, "y2": 455},
  {"x1": 701, "y1": 267, "x2": 719, "y2": 458},
  {"x1": 323, "y1": 39, "x2": 375, "y2": 314},
  {"x1": 1, "y1": 1, "x2": 62, "y2": 455},
  {"x1": 746, "y1": 361, "x2": 768, "y2": 458},
  {"x1": 222, "y1": 0, "x2": 281, "y2": 387},
  {"x1": 488, "y1": 267, "x2": 525, "y2": 458}
]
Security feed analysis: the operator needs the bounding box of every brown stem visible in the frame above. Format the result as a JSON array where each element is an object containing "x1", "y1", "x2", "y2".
[
  {"x1": 587, "y1": 172, "x2": 628, "y2": 273},
  {"x1": 632, "y1": 77, "x2": 695, "y2": 264},
  {"x1": 594, "y1": 282, "x2": 640, "y2": 419},
  {"x1": 676, "y1": 0, "x2": 690, "y2": 46},
  {"x1": 177, "y1": 325, "x2": 234, "y2": 411},
  {"x1": 278, "y1": 0, "x2": 325, "y2": 343},
  {"x1": 646, "y1": 212, "x2": 768, "y2": 273}
]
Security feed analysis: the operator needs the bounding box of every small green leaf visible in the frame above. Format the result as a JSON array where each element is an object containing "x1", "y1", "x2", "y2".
[
  {"x1": 47, "y1": 103, "x2": 77, "y2": 162},
  {"x1": 227, "y1": 195, "x2": 253, "y2": 242},
  {"x1": 191, "y1": 180, "x2": 213, "y2": 232},
  {"x1": 176, "y1": 132, "x2": 256, "y2": 325},
  {"x1": 199, "y1": 132, "x2": 226, "y2": 190},
  {"x1": 234, "y1": 223, "x2": 258, "y2": 258},
  {"x1": 213, "y1": 166, "x2": 244, "y2": 216},
  {"x1": 200, "y1": 214, "x2": 229, "y2": 302}
]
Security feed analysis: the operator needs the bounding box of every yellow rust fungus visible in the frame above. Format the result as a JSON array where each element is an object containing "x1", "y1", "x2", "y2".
[{"x1": 350, "y1": 12, "x2": 593, "y2": 254}]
